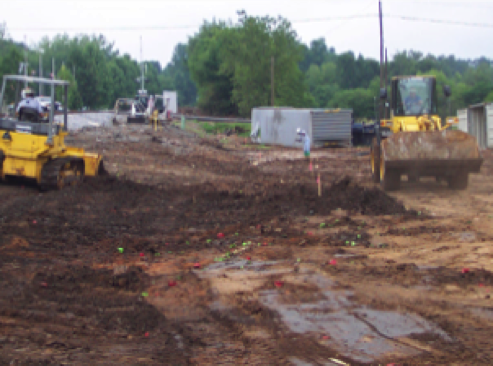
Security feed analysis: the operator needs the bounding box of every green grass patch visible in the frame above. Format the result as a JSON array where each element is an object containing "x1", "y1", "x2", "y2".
[
  {"x1": 199, "y1": 122, "x2": 251, "y2": 137},
  {"x1": 243, "y1": 144, "x2": 270, "y2": 150}
]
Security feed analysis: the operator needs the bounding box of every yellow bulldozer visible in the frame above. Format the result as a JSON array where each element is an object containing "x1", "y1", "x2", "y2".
[
  {"x1": 371, "y1": 75, "x2": 483, "y2": 191},
  {"x1": 0, "y1": 75, "x2": 105, "y2": 190}
]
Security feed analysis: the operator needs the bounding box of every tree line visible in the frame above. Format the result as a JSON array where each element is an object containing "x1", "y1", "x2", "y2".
[{"x1": 1, "y1": 15, "x2": 493, "y2": 117}]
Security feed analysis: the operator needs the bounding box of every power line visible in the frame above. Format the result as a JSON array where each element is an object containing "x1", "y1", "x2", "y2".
[
  {"x1": 6, "y1": 14, "x2": 493, "y2": 32},
  {"x1": 324, "y1": 0, "x2": 375, "y2": 35},
  {"x1": 386, "y1": 15, "x2": 493, "y2": 28}
]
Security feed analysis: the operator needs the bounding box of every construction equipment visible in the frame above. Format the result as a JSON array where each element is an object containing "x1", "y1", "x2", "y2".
[
  {"x1": 128, "y1": 90, "x2": 149, "y2": 124},
  {"x1": 0, "y1": 75, "x2": 105, "y2": 190},
  {"x1": 113, "y1": 92, "x2": 173, "y2": 126},
  {"x1": 113, "y1": 97, "x2": 143, "y2": 124},
  {"x1": 371, "y1": 75, "x2": 483, "y2": 191}
]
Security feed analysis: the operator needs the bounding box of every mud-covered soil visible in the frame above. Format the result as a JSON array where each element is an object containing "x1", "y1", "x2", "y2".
[{"x1": 1, "y1": 124, "x2": 493, "y2": 365}]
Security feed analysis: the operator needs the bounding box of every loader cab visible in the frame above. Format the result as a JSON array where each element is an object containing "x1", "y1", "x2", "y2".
[{"x1": 390, "y1": 76, "x2": 438, "y2": 117}]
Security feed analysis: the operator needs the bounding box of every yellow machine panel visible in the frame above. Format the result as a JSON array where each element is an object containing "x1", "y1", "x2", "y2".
[{"x1": 0, "y1": 75, "x2": 105, "y2": 190}]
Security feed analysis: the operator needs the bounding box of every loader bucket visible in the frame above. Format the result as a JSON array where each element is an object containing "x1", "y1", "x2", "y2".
[
  {"x1": 379, "y1": 130, "x2": 483, "y2": 190},
  {"x1": 83, "y1": 153, "x2": 105, "y2": 176}
]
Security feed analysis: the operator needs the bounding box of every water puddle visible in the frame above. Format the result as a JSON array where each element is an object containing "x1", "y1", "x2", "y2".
[
  {"x1": 195, "y1": 259, "x2": 292, "y2": 279},
  {"x1": 288, "y1": 357, "x2": 341, "y2": 366},
  {"x1": 199, "y1": 260, "x2": 450, "y2": 363},
  {"x1": 416, "y1": 265, "x2": 440, "y2": 271},
  {"x1": 470, "y1": 307, "x2": 493, "y2": 321},
  {"x1": 334, "y1": 254, "x2": 367, "y2": 260}
]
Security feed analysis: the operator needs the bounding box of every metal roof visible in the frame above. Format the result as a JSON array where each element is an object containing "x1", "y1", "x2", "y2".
[
  {"x1": 468, "y1": 102, "x2": 493, "y2": 109},
  {"x1": 2, "y1": 75, "x2": 69, "y2": 86},
  {"x1": 391, "y1": 75, "x2": 437, "y2": 80}
]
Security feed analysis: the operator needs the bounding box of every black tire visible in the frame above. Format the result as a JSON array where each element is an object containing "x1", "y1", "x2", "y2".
[
  {"x1": 379, "y1": 149, "x2": 400, "y2": 191},
  {"x1": 381, "y1": 170, "x2": 400, "y2": 191},
  {"x1": 371, "y1": 138, "x2": 381, "y2": 183},
  {"x1": 407, "y1": 173, "x2": 418, "y2": 183},
  {"x1": 448, "y1": 174, "x2": 468, "y2": 190}
]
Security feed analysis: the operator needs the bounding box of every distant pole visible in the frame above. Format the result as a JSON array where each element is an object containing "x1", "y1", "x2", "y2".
[
  {"x1": 39, "y1": 51, "x2": 43, "y2": 95},
  {"x1": 271, "y1": 56, "x2": 274, "y2": 107},
  {"x1": 140, "y1": 35, "x2": 144, "y2": 91},
  {"x1": 378, "y1": 0, "x2": 384, "y2": 120},
  {"x1": 24, "y1": 35, "x2": 28, "y2": 88},
  {"x1": 384, "y1": 47, "x2": 388, "y2": 119}
]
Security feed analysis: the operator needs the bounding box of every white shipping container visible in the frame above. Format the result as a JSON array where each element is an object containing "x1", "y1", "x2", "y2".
[
  {"x1": 457, "y1": 108, "x2": 468, "y2": 133},
  {"x1": 457, "y1": 103, "x2": 493, "y2": 149},
  {"x1": 163, "y1": 91, "x2": 178, "y2": 114},
  {"x1": 251, "y1": 107, "x2": 352, "y2": 148}
]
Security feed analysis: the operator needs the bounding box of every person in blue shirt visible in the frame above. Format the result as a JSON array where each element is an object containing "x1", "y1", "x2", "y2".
[
  {"x1": 404, "y1": 88, "x2": 422, "y2": 113},
  {"x1": 16, "y1": 88, "x2": 44, "y2": 116},
  {"x1": 295, "y1": 128, "x2": 311, "y2": 158}
]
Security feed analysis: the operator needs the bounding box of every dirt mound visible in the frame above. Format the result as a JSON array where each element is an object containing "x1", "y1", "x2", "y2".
[
  {"x1": 295, "y1": 176, "x2": 413, "y2": 216},
  {"x1": 194, "y1": 176, "x2": 413, "y2": 218}
]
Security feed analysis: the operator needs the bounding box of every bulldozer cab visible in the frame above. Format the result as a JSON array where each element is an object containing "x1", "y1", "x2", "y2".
[
  {"x1": 0, "y1": 75, "x2": 105, "y2": 189},
  {"x1": 391, "y1": 76, "x2": 438, "y2": 117},
  {"x1": 0, "y1": 75, "x2": 69, "y2": 140}
]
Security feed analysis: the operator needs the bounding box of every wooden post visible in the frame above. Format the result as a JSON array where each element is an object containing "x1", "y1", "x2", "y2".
[
  {"x1": 317, "y1": 174, "x2": 321, "y2": 197},
  {"x1": 378, "y1": 0, "x2": 384, "y2": 120},
  {"x1": 384, "y1": 47, "x2": 388, "y2": 119},
  {"x1": 271, "y1": 56, "x2": 274, "y2": 107}
]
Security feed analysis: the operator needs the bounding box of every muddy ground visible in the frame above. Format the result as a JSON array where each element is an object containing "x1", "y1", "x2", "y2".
[{"x1": 1, "y1": 123, "x2": 493, "y2": 365}]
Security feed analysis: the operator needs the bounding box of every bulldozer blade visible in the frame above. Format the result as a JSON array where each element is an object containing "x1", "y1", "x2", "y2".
[
  {"x1": 381, "y1": 130, "x2": 483, "y2": 176},
  {"x1": 82, "y1": 153, "x2": 104, "y2": 176}
]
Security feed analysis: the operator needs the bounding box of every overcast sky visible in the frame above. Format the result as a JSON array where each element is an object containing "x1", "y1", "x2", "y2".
[{"x1": 2, "y1": 0, "x2": 493, "y2": 67}]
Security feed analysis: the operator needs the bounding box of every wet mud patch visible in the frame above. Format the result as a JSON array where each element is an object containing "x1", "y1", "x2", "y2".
[
  {"x1": 358, "y1": 264, "x2": 493, "y2": 289},
  {"x1": 432, "y1": 267, "x2": 493, "y2": 288},
  {"x1": 256, "y1": 276, "x2": 449, "y2": 364},
  {"x1": 197, "y1": 258, "x2": 452, "y2": 364}
]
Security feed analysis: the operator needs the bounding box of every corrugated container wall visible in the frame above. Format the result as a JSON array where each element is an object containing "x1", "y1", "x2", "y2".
[
  {"x1": 458, "y1": 103, "x2": 493, "y2": 149},
  {"x1": 469, "y1": 107, "x2": 487, "y2": 148},
  {"x1": 457, "y1": 109, "x2": 468, "y2": 133},
  {"x1": 311, "y1": 109, "x2": 352, "y2": 145},
  {"x1": 251, "y1": 107, "x2": 352, "y2": 148},
  {"x1": 487, "y1": 104, "x2": 493, "y2": 148}
]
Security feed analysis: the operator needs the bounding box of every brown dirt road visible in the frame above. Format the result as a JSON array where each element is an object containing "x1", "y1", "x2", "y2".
[{"x1": 0, "y1": 123, "x2": 492, "y2": 365}]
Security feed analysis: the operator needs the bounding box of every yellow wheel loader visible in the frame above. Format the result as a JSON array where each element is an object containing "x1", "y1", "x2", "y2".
[
  {"x1": 371, "y1": 75, "x2": 482, "y2": 191},
  {"x1": 0, "y1": 75, "x2": 105, "y2": 190}
]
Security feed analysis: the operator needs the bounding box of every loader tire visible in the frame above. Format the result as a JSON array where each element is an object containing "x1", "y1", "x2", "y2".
[
  {"x1": 407, "y1": 173, "x2": 418, "y2": 183},
  {"x1": 379, "y1": 150, "x2": 400, "y2": 191},
  {"x1": 371, "y1": 138, "x2": 381, "y2": 183},
  {"x1": 448, "y1": 174, "x2": 468, "y2": 190}
]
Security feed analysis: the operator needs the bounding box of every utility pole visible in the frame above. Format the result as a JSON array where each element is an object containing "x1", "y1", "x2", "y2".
[
  {"x1": 271, "y1": 56, "x2": 274, "y2": 107},
  {"x1": 39, "y1": 50, "x2": 43, "y2": 95},
  {"x1": 378, "y1": 0, "x2": 384, "y2": 120},
  {"x1": 24, "y1": 35, "x2": 28, "y2": 88},
  {"x1": 140, "y1": 35, "x2": 144, "y2": 92},
  {"x1": 384, "y1": 47, "x2": 388, "y2": 119}
]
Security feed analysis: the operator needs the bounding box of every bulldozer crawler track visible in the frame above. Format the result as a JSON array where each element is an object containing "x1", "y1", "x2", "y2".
[{"x1": 40, "y1": 157, "x2": 84, "y2": 191}]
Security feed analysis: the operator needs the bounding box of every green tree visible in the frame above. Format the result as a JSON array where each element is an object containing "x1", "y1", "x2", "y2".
[
  {"x1": 329, "y1": 88, "x2": 374, "y2": 119},
  {"x1": 188, "y1": 21, "x2": 236, "y2": 115},
  {"x1": 56, "y1": 64, "x2": 83, "y2": 110},
  {"x1": 0, "y1": 46, "x2": 23, "y2": 103}
]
